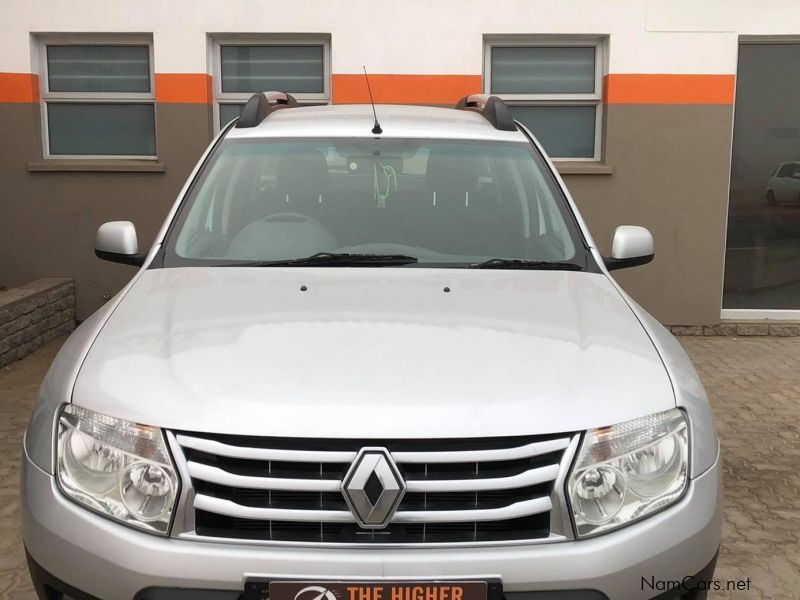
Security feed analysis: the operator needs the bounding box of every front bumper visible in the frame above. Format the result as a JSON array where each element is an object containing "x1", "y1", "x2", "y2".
[{"x1": 23, "y1": 451, "x2": 722, "y2": 600}]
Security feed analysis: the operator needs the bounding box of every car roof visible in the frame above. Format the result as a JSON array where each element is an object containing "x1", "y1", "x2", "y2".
[{"x1": 225, "y1": 104, "x2": 529, "y2": 143}]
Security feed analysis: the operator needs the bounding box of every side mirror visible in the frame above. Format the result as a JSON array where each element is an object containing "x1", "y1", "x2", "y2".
[
  {"x1": 95, "y1": 221, "x2": 145, "y2": 266},
  {"x1": 604, "y1": 225, "x2": 654, "y2": 271}
]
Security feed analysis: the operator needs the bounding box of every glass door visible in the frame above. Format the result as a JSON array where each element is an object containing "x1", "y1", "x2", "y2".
[{"x1": 724, "y1": 42, "x2": 800, "y2": 315}]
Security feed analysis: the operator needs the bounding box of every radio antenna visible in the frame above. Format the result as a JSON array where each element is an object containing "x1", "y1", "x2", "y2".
[{"x1": 363, "y1": 66, "x2": 383, "y2": 134}]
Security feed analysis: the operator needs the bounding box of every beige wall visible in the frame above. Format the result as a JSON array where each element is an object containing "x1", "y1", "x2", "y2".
[{"x1": 565, "y1": 104, "x2": 734, "y2": 325}]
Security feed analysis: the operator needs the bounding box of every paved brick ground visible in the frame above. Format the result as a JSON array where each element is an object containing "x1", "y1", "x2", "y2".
[
  {"x1": 0, "y1": 335, "x2": 798, "y2": 599},
  {"x1": 0, "y1": 338, "x2": 59, "y2": 599},
  {"x1": 683, "y1": 337, "x2": 800, "y2": 599}
]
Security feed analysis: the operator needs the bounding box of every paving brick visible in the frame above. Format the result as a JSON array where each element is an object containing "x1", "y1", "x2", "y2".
[
  {"x1": 704, "y1": 324, "x2": 738, "y2": 336},
  {"x1": 768, "y1": 324, "x2": 800, "y2": 337},
  {"x1": 671, "y1": 325, "x2": 704, "y2": 336},
  {"x1": 737, "y1": 324, "x2": 769, "y2": 336},
  {"x1": 20, "y1": 300, "x2": 36, "y2": 315}
]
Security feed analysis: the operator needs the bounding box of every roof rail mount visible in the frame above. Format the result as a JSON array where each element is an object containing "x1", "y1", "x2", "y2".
[
  {"x1": 236, "y1": 91, "x2": 299, "y2": 128},
  {"x1": 454, "y1": 94, "x2": 517, "y2": 132}
]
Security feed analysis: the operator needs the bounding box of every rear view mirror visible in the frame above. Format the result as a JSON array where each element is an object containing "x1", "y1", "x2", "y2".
[
  {"x1": 95, "y1": 221, "x2": 145, "y2": 266},
  {"x1": 604, "y1": 226, "x2": 654, "y2": 271}
]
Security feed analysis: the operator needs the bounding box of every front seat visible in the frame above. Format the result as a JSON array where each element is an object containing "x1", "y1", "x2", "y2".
[
  {"x1": 425, "y1": 148, "x2": 507, "y2": 256},
  {"x1": 226, "y1": 148, "x2": 337, "y2": 260},
  {"x1": 276, "y1": 148, "x2": 329, "y2": 215}
]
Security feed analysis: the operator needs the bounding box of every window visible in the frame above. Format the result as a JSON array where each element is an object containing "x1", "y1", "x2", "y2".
[
  {"x1": 484, "y1": 38, "x2": 604, "y2": 160},
  {"x1": 776, "y1": 163, "x2": 798, "y2": 177},
  {"x1": 212, "y1": 37, "x2": 331, "y2": 130},
  {"x1": 38, "y1": 37, "x2": 156, "y2": 158}
]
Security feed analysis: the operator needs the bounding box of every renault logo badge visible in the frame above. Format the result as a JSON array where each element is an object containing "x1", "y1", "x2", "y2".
[{"x1": 341, "y1": 447, "x2": 406, "y2": 528}]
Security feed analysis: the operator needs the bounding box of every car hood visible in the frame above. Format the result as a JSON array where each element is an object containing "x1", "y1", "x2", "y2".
[{"x1": 73, "y1": 267, "x2": 674, "y2": 438}]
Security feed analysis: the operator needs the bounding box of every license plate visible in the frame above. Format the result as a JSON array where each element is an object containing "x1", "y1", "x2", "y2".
[{"x1": 269, "y1": 581, "x2": 488, "y2": 600}]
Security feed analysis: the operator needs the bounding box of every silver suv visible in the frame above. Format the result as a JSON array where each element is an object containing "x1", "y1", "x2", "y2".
[{"x1": 22, "y1": 92, "x2": 721, "y2": 600}]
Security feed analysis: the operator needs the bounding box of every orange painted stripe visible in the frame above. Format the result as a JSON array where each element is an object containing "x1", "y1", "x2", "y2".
[
  {"x1": 0, "y1": 73, "x2": 40, "y2": 103},
  {"x1": 1, "y1": 71, "x2": 736, "y2": 106},
  {"x1": 333, "y1": 74, "x2": 482, "y2": 105},
  {"x1": 155, "y1": 73, "x2": 212, "y2": 104},
  {"x1": 605, "y1": 74, "x2": 735, "y2": 105}
]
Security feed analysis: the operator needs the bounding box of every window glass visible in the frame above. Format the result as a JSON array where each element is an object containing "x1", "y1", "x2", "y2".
[
  {"x1": 47, "y1": 45, "x2": 150, "y2": 93},
  {"x1": 487, "y1": 42, "x2": 601, "y2": 160},
  {"x1": 47, "y1": 103, "x2": 156, "y2": 156},
  {"x1": 510, "y1": 105, "x2": 595, "y2": 159},
  {"x1": 490, "y1": 46, "x2": 595, "y2": 95},
  {"x1": 219, "y1": 103, "x2": 245, "y2": 127},
  {"x1": 220, "y1": 45, "x2": 324, "y2": 94},
  {"x1": 724, "y1": 43, "x2": 800, "y2": 310},
  {"x1": 169, "y1": 139, "x2": 583, "y2": 266}
]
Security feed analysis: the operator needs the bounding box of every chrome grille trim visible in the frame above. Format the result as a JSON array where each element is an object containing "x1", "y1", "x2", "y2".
[
  {"x1": 194, "y1": 495, "x2": 355, "y2": 522},
  {"x1": 393, "y1": 438, "x2": 570, "y2": 463},
  {"x1": 187, "y1": 461, "x2": 342, "y2": 492},
  {"x1": 406, "y1": 464, "x2": 560, "y2": 492},
  {"x1": 176, "y1": 434, "x2": 569, "y2": 465},
  {"x1": 176, "y1": 434, "x2": 357, "y2": 463},
  {"x1": 394, "y1": 496, "x2": 552, "y2": 523},
  {"x1": 187, "y1": 460, "x2": 560, "y2": 493},
  {"x1": 194, "y1": 494, "x2": 552, "y2": 523}
]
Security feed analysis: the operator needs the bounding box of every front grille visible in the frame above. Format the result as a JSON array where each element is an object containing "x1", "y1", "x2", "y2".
[{"x1": 173, "y1": 432, "x2": 572, "y2": 544}]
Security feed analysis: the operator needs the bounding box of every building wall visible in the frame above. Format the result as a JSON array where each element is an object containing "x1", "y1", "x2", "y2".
[{"x1": 1, "y1": 0, "x2": 799, "y2": 323}]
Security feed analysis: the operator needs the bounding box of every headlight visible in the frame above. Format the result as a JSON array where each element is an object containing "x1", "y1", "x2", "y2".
[
  {"x1": 56, "y1": 405, "x2": 179, "y2": 535},
  {"x1": 568, "y1": 408, "x2": 688, "y2": 537}
]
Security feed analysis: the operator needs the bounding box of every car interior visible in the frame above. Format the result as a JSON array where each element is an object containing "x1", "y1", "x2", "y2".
[{"x1": 173, "y1": 140, "x2": 577, "y2": 264}]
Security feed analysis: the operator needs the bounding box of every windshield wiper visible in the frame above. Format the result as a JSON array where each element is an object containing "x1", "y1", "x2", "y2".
[
  {"x1": 220, "y1": 252, "x2": 419, "y2": 267},
  {"x1": 469, "y1": 258, "x2": 584, "y2": 271}
]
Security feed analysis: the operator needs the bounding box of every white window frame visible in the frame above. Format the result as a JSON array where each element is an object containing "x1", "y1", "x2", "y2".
[
  {"x1": 484, "y1": 36, "x2": 605, "y2": 162},
  {"x1": 35, "y1": 34, "x2": 157, "y2": 160},
  {"x1": 211, "y1": 34, "x2": 331, "y2": 132}
]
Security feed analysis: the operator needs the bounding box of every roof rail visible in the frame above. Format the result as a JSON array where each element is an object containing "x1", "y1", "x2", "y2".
[
  {"x1": 236, "y1": 91, "x2": 299, "y2": 128},
  {"x1": 454, "y1": 94, "x2": 517, "y2": 132}
]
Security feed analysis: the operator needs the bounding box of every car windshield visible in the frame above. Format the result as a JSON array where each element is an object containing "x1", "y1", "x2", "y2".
[{"x1": 166, "y1": 138, "x2": 587, "y2": 267}]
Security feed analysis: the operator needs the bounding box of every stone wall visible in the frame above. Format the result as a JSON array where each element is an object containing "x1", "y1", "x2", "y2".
[{"x1": 0, "y1": 278, "x2": 75, "y2": 368}]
